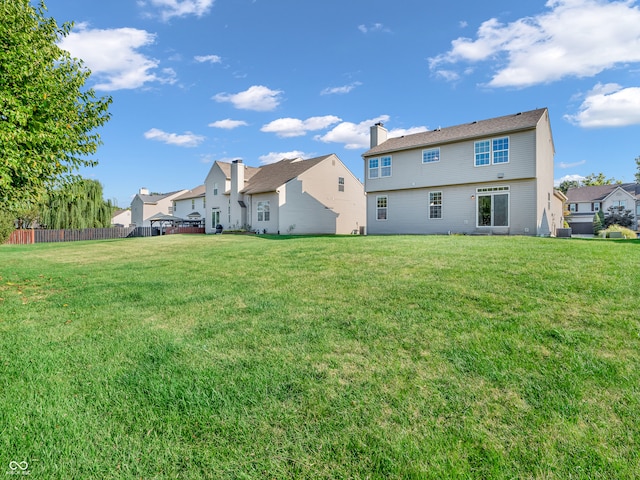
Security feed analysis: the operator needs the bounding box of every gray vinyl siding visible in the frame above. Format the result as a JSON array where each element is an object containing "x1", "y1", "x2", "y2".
[
  {"x1": 365, "y1": 130, "x2": 537, "y2": 193},
  {"x1": 367, "y1": 180, "x2": 538, "y2": 235}
]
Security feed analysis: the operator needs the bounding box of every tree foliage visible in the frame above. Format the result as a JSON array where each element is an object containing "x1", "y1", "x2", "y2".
[
  {"x1": 603, "y1": 206, "x2": 634, "y2": 229},
  {"x1": 592, "y1": 212, "x2": 603, "y2": 236},
  {"x1": 558, "y1": 180, "x2": 580, "y2": 194},
  {"x1": 0, "y1": 0, "x2": 112, "y2": 208},
  {"x1": 39, "y1": 178, "x2": 115, "y2": 229},
  {"x1": 582, "y1": 172, "x2": 620, "y2": 186}
]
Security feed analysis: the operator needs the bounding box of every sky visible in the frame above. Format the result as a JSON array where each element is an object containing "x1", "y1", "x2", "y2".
[{"x1": 45, "y1": 0, "x2": 640, "y2": 207}]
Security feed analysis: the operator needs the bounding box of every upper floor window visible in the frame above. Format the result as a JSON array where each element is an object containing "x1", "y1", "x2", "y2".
[
  {"x1": 368, "y1": 156, "x2": 392, "y2": 178},
  {"x1": 191, "y1": 199, "x2": 195, "y2": 209},
  {"x1": 612, "y1": 200, "x2": 626, "y2": 208},
  {"x1": 338, "y1": 177, "x2": 345, "y2": 192},
  {"x1": 591, "y1": 202, "x2": 600, "y2": 212},
  {"x1": 569, "y1": 203, "x2": 578, "y2": 212},
  {"x1": 213, "y1": 183, "x2": 218, "y2": 195},
  {"x1": 422, "y1": 148, "x2": 440, "y2": 164},
  {"x1": 475, "y1": 136, "x2": 509, "y2": 166},
  {"x1": 257, "y1": 201, "x2": 270, "y2": 222}
]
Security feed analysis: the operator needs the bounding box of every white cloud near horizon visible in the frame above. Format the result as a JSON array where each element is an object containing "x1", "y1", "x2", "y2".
[
  {"x1": 213, "y1": 85, "x2": 283, "y2": 111},
  {"x1": 59, "y1": 24, "x2": 174, "y2": 91},
  {"x1": 554, "y1": 173, "x2": 586, "y2": 186},
  {"x1": 565, "y1": 83, "x2": 640, "y2": 127},
  {"x1": 144, "y1": 128, "x2": 205, "y2": 147},
  {"x1": 259, "y1": 150, "x2": 309, "y2": 165},
  {"x1": 429, "y1": 0, "x2": 640, "y2": 88},
  {"x1": 315, "y1": 116, "x2": 428, "y2": 150},
  {"x1": 208, "y1": 119, "x2": 248, "y2": 129},
  {"x1": 140, "y1": 0, "x2": 215, "y2": 21},
  {"x1": 261, "y1": 116, "x2": 342, "y2": 138}
]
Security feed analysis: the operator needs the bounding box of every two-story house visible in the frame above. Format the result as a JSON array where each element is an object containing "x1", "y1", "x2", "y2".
[
  {"x1": 565, "y1": 183, "x2": 640, "y2": 234},
  {"x1": 203, "y1": 154, "x2": 366, "y2": 235},
  {"x1": 172, "y1": 185, "x2": 206, "y2": 227},
  {"x1": 130, "y1": 188, "x2": 188, "y2": 227},
  {"x1": 362, "y1": 108, "x2": 565, "y2": 236}
]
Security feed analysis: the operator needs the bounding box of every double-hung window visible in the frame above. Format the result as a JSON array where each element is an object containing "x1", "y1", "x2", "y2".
[
  {"x1": 376, "y1": 196, "x2": 388, "y2": 220},
  {"x1": 338, "y1": 177, "x2": 345, "y2": 192},
  {"x1": 368, "y1": 156, "x2": 392, "y2": 178},
  {"x1": 429, "y1": 192, "x2": 442, "y2": 219},
  {"x1": 423, "y1": 148, "x2": 440, "y2": 164},
  {"x1": 257, "y1": 201, "x2": 270, "y2": 222},
  {"x1": 475, "y1": 137, "x2": 509, "y2": 166}
]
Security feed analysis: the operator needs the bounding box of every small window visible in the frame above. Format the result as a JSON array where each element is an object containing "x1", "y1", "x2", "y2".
[
  {"x1": 376, "y1": 196, "x2": 388, "y2": 221},
  {"x1": 429, "y1": 191, "x2": 442, "y2": 219},
  {"x1": 368, "y1": 158, "x2": 379, "y2": 179},
  {"x1": 423, "y1": 148, "x2": 440, "y2": 163},
  {"x1": 213, "y1": 183, "x2": 218, "y2": 196},
  {"x1": 569, "y1": 203, "x2": 577, "y2": 212},
  {"x1": 381, "y1": 156, "x2": 392, "y2": 177},
  {"x1": 592, "y1": 202, "x2": 599, "y2": 212},
  {"x1": 191, "y1": 199, "x2": 195, "y2": 209},
  {"x1": 338, "y1": 177, "x2": 345, "y2": 192}
]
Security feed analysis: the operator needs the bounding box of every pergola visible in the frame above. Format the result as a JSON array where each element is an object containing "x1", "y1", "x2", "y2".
[{"x1": 147, "y1": 213, "x2": 183, "y2": 234}]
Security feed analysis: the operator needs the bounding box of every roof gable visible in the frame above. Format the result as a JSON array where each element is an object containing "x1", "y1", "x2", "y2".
[
  {"x1": 363, "y1": 108, "x2": 548, "y2": 157},
  {"x1": 566, "y1": 183, "x2": 639, "y2": 202},
  {"x1": 173, "y1": 185, "x2": 206, "y2": 201},
  {"x1": 241, "y1": 155, "x2": 332, "y2": 195}
]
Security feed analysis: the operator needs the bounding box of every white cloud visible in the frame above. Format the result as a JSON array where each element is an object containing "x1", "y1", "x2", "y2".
[
  {"x1": 194, "y1": 54, "x2": 222, "y2": 64},
  {"x1": 213, "y1": 85, "x2": 283, "y2": 111},
  {"x1": 208, "y1": 119, "x2": 248, "y2": 129},
  {"x1": 429, "y1": 0, "x2": 640, "y2": 87},
  {"x1": 144, "y1": 128, "x2": 205, "y2": 147},
  {"x1": 141, "y1": 0, "x2": 215, "y2": 21},
  {"x1": 261, "y1": 116, "x2": 341, "y2": 138},
  {"x1": 564, "y1": 83, "x2": 640, "y2": 127},
  {"x1": 320, "y1": 82, "x2": 362, "y2": 95},
  {"x1": 357, "y1": 23, "x2": 390, "y2": 34},
  {"x1": 555, "y1": 173, "x2": 586, "y2": 186},
  {"x1": 59, "y1": 24, "x2": 172, "y2": 91},
  {"x1": 558, "y1": 160, "x2": 586, "y2": 169},
  {"x1": 259, "y1": 150, "x2": 309, "y2": 165},
  {"x1": 315, "y1": 116, "x2": 428, "y2": 150}
]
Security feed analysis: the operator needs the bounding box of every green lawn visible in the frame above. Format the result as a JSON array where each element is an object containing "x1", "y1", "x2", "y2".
[{"x1": 1, "y1": 234, "x2": 639, "y2": 479}]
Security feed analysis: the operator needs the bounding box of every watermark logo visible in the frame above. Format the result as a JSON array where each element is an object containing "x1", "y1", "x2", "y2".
[{"x1": 6, "y1": 461, "x2": 29, "y2": 476}]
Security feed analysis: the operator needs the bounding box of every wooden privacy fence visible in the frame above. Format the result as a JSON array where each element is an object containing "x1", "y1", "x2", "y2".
[
  {"x1": 5, "y1": 227, "x2": 153, "y2": 245},
  {"x1": 4, "y1": 225, "x2": 206, "y2": 245}
]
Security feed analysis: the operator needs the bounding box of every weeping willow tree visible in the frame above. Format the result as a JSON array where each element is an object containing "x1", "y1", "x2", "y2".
[{"x1": 39, "y1": 178, "x2": 114, "y2": 229}]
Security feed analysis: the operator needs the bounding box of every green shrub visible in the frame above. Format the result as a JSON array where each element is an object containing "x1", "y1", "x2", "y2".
[
  {"x1": 592, "y1": 213, "x2": 603, "y2": 235},
  {"x1": 602, "y1": 225, "x2": 637, "y2": 239},
  {"x1": 0, "y1": 210, "x2": 16, "y2": 243}
]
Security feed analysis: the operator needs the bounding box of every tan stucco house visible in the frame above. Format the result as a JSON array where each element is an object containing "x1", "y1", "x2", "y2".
[
  {"x1": 204, "y1": 154, "x2": 365, "y2": 235},
  {"x1": 362, "y1": 108, "x2": 565, "y2": 236}
]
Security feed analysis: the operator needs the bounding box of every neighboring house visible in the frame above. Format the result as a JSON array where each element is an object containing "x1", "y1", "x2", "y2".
[
  {"x1": 203, "y1": 154, "x2": 365, "y2": 235},
  {"x1": 565, "y1": 183, "x2": 640, "y2": 234},
  {"x1": 172, "y1": 185, "x2": 206, "y2": 227},
  {"x1": 362, "y1": 108, "x2": 565, "y2": 236},
  {"x1": 130, "y1": 188, "x2": 188, "y2": 227},
  {"x1": 111, "y1": 208, "x2": 131, "y2": 227}
]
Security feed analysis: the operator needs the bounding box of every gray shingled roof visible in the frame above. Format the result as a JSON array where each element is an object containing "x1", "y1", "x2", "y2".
[
  {"x1": 566, "y1": 183, "x2": 640, "y2": 202},
  {"x1": 173, "y1": 185, "x2": 206, "y2": 201},
  {"x1": 138, "y1": 190, "x2": 185, "y2": 204},
  {"x1": 241, "y1": 155, "x2": 333, "y2": 195},
  {"x1": 363, "y1": 108, "x2": 548, "y2": 157}
]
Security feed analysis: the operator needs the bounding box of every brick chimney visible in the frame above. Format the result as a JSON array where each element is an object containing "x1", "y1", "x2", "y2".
[{"x1": 370, "y1": 122, "x2": 388, "y2": 148}]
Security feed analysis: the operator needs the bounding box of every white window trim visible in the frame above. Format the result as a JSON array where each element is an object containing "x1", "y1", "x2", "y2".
[
  {"x1": 376, "y1": 195, "x2": 388, "y2": 221},
  {"x1": 422, "y1": 147, "x2": 441, "y2": 164},
  {"x1": 474, "y1": 136, "x2": 510, "y2": 167},
  {"x1": 476, "y1": 186, "x2": 510, "y2": 228},
  {"x1": 429, "y1": 191, "x2": 443, "y2": 220},
  {"x1": 368, "y1": 156, "x2": 392, "y2": 178}
]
